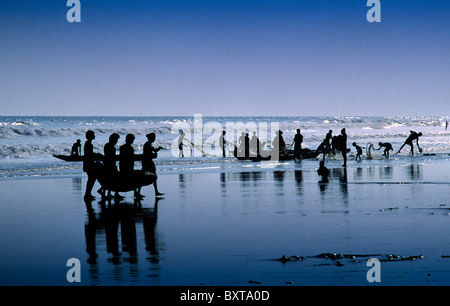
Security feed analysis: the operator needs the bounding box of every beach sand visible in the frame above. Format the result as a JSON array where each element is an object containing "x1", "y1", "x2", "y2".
[{"x1": 1, "y1": 158, "x2": 450, "y2": 286}]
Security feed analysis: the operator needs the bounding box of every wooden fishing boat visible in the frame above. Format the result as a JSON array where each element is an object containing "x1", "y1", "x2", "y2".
[
  {"x1": 233, "y1": 147, "x2": 320, "y2": 161},
  {"x1": 97, "y1": 170, "x2": 157, "y2": 193},
  {"x1": 53, "y1": 153, "x2": 143, "y2": 162}
]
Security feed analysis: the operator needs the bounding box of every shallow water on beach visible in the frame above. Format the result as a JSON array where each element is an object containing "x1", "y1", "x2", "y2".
[{"x1": 1, "y1": 159, "x2": 449, "y2": 286}]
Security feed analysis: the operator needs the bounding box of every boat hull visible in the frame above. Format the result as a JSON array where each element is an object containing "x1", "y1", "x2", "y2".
[
  {"x1": 97, "y1": 170, "x2": 157, "y2": 192},
  {"x1": 53, "y1": 154, "x2": 143, "y2": 162},
  {"x1": 233, "y1": 148, "x2": 320, "y2": 161}
]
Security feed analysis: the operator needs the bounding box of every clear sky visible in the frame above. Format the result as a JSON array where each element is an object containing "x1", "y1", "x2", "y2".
[{"x1": 0, "y1": 0, "x2": 448, "y2": 116}]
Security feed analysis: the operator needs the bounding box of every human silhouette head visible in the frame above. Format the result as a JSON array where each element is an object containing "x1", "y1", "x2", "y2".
[
  {"x1": 109, "y1": 133, "x2": 120, "y2": 144},
  {"x1": 297, "y1": 129, "x2": 301, "y2": 133},
  {"x1": 146, "y1": 132, "x2": 156, "y2": 142},
  {"x1": 352, "y1": 142, "x2": 356, "y2": 146},
  {"x1": 86, "y1": 130, "x2": 95, "y2": 140},
  {"x1": 125, "y1": 134, "x2": 135, "y2": 144}
]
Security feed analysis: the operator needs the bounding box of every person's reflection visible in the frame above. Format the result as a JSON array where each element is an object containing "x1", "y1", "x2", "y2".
[
  {"x1": 338, "y1": 167, "x2": 349, "y2": 205},
  {"x1": 355, "y1": 167, "x2": 363, "y2": 181},
  {"x1": 178, "y1": 173, "x2": 185, "y2": 187},
  {"x1": 120, "y1": 207, "x2": 137, "y2": 258},
  {"x1": 318, "y1": 180, "x2": 328, "y2": 198},
  {"x1": 84, "y1": 201, "x2": 98, "y2": 265},
  {"x1": 273, "y1": 171, "x2": 285, "y2": 196},
  {"x1": 220, "y1": 172, "x2": 227, "y2": 198},
  {"x1": 220, "y1": 172, "x2": 226, "y2": 188},
  {"x1": 72, "y1": 177, "x2": 82, "y2": 193},
  {"x1": 105, "y1": 203, "x2": 120, "y2": 257},
  {"x1": 380, "y1": 166, "x2": 393, "y2": 179},
  {"x1": 408, "y1": 163, "x2": 422, "y2": 180},
  {"x1": 238, "y1": 172, "x2": 252, "y2": 188},
  {"x1": 84, "y1": 197, "x2": 161, "y2": 281},
  {"x1": 294, "y1": 170, "x2": 303, "y2": 196},
  {"x1": 143, "y1": 197, "x2": 160, "y2": 261}
]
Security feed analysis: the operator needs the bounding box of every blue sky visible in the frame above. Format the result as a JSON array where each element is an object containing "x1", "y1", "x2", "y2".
[{"x1": 0, "y1": 0, "x2": 448, "y2": 116}]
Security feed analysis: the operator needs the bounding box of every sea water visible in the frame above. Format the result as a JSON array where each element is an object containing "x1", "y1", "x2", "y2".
[
  {"x1": 1, "y1": 116, "x2": 449, "y2": 178},
  {"x1": 1, "y1": 116, "x2": 450, "y2": 286}
]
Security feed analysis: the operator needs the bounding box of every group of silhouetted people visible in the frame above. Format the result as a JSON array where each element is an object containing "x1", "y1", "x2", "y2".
[
  {"x1": 82, "y1": 130, "x2": 164, "y2": 201},
  {"x1": 317, "y1": 129, "x2": 423, "y2": 164},
  {"x1": 316, "y1": 128, "x2": 348, "y2": 166},
  {"x1": 317, "y1": 130, "x2": 423, "y2": 183}
]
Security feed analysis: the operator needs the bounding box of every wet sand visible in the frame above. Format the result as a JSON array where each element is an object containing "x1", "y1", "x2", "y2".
[{"x1": 1, "y1": 159, "x2": 450, "y2": 286}]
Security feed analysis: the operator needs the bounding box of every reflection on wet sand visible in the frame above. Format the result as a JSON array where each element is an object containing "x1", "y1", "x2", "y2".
[
  {"x1": 84, "y1": 198, "x2": 162, "y2": 283},
  {"x1": 294, "y1": 170, "x2": 303, "y2": 196},
  {"x1": 407, "y1": 163, "x2": 422, "y2": 180}
]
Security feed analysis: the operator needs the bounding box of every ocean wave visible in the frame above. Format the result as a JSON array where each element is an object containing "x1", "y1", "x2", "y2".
[
  {"x1": 0, "y1": 126, "x2": 174, "y2": 139},
  {"x1": 1, "y1": 116, "x2": 449, "y2": 160}
]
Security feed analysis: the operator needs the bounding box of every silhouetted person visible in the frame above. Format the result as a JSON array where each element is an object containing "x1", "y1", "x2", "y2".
[
  {"x1": 142, "y1": 133, "x2": 164, "y2": 197},
  {"x1": 331, "y1": 136, "x2": 338, "y2": 154},
  {"x1": 293, "y1": 129, "x2": 303, "y2": 161},
  {"x1": 325, "y1": 130, "x2": 332, "y2": 154},
  {"x1": 272, "y1": 130, "x2": 286, "y2": 158},
  {"x1": 103, "y1": 133, "x2": 122, "y2": 199},
  {"x1": 377, "y1": 142, "x2": 393, "y2": 158},
  {"x1": 396, "y1": 131, "x2": 423, "y2": 156},
  {"x1": 316, "y1": 139, "x2": 327, "y2": 154},
  {"x1": 245, "y1": 133, "x2": 250, "y2": 157},
  {"x1": 249, "y1": 131, "x2": 260, "y2": 156},
  {"x1": 71, "y1": 139, "x2": 81, "y2": 156},
  {"x1": 178, "y1": 130, "x2": 186, "y2": 157},
  {"x1": 120, "y1": 134, "x2": 143, "y2": 198},
  {"x1": 352, "y1": 142, "x2": 362, "y2": 161},
  {"x1": 104, "y1": 133, "x2": 120, "y2": 174},
  {"x1": 238, "y1": 132, "x2": 246, "y2": 156},
  {"x1": 339, "y1": 128, "x2": 348, "y2": 167},
  {"x1": 219, "y1": 130, "x2": 226, "y2": 157},
  {"x1": 120, "y1": 134, "x2": 135, "y2": 176},
  {"x1": 317, "y1": 161, "x2": 329, "y2": 183},
  {"x1": 446, "y1": 121, "x2": 448, "y2": 130},
  {"x1": 83, "y1": 130, "x2": 99, "y2": 201}
]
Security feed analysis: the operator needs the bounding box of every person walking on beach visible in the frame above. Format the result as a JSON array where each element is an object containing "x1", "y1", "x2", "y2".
[
  {"x1": 446, "y1": 121, "x2": 448, "y2": 130},
  {"x1": 352, "y1": 142, "x2": 363, "y2": 161},
  {"x1": 293, "y1": 129, "x2": 303, "y2": 161},
  {"x1": 119, "y1": 134, "x2": 144, "y2": 198},
  {"x1": 120, "y1": 134, "x2": 136, "y2": 176},
  {"x1": 83, "y1": 130, "x2": 100, "y2": 201},
  {"x1": 339, "y1": 128, "x2": 348, "y2": 167},
  {"x1": 102, "y1": 133, "x2": 123, "y2": 200},
  {"x1": 71, "y1": 139, "x2": 81, "y2": 156},
  {"x1": 142, "y1": 133, "x2": 164, "y2": 197},
  {"x1": 178, "y1": 130, "x2": 186, "y2": 158},
  {"x1": 396, "y1": 131, "x2": 423, "y2": 156},
  {"x1": 219, "y1": 130, "x2": 226, "y2": 157},
  {"x1": 376, "y1": 142, "x2": 393, "y2": 158}
]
